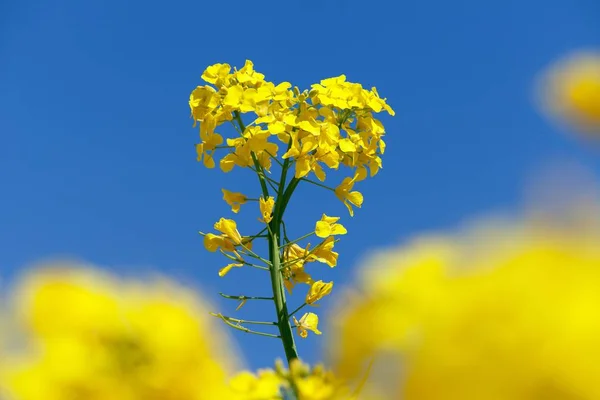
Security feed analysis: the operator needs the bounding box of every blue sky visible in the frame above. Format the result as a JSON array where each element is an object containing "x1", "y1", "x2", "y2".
[{"x1": 1, "y1": 0, "x2": 599, "y2": 370}]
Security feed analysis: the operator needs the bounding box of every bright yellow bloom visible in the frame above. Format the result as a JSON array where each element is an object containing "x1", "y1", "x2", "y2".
[
  {"x1": 218, "y1": 262, "x2": 244, "y2": 277},
  {"x1": 223, "y1": 84, "x2": 258, "y2": 113},
  {"x1": 189, "y1": 85, "x2": 220, "y2": 121},
  {"x1": 195, "y1": 116, "x2": 224, "y2": 169},
  {"x1": 282, "y1": 244, "x2": 314, "y2": 293},
  {"x1": 234, "y1": 60, "x2": 266, "y2": 87},
  {"x1": 539, "y1": 50, "x2": 600, "y2": 134},
  {"x1": 0, "y1": 263, "x2": 239, "y2": 400},
  {"x1": 214, "y1": 217, "x2": 243, "y2": 245},
  {"x1": 259, "y1": 196, "x2": 275, "y2": 224},
  {"x1": 334, "y1": 174, "x2": 363, "y2": 217},
  {"x1": 203, "y1": 232, "x2": 236, "y2": 252},
  {"x1": 330, "y1": 201, "x2": 600, "y2": 399},
  {"x1": 201, "y1": 62, "x2": 232, "y2": 87},
  {"x1": 222, "y1": 189, "x2": 247, "y2": 213},
  {"x1": 294, "y1": 312, "x2": 322, "y2": 338},
  {"x1": 191, "y1": 60, "x2": 394, "y2": 221},
  {"x1": 305, "y1": 280, "x2": 333, "y2": 305},
  {"x1": 315, "y1": 214, "x2": 347, "y2": 238},
  {"x1": 309, "y1": 237, "x2": 339, "y2": 267}
]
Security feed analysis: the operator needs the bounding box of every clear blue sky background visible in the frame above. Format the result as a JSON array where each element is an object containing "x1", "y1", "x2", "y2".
[{"x1": 1, "y1": 0, "x2": 599, "y2": 370}]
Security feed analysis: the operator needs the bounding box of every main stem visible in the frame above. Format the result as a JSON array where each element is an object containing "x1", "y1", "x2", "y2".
[{"x1": 234, "y1": 111, "x2": 298, "y2": 363}]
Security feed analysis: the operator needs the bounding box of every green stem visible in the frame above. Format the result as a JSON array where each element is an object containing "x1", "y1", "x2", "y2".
[
  {"x1": 235, "y1": 110, "x2": 298, "y2": 363},
  {"x1": 211, "y1": 313, "x2": 278, "y2": 326},
  {"x1": 288, "y1": 302, "x2": 307, "y2": 317},
  {"x1": 219, "y1": 293, "x2": 274, "y2": 301},
  {"x1": 300, "y1": 177, "x2": 335, "y2": 191},
  {"x1": 268, "y1": 230, "x2": 298, "y2": 362},
  {"x1": 211, "y1": 313, "x2": 281, "y2": 338}
]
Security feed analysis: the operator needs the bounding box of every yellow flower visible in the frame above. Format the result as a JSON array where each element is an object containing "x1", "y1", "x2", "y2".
[
  {"x1": 218, "y1": 263, "x2": 244, "y2": 277},
  {"x1": 305, "y1": 280, "x2": 334, "y2": 305},
  {"x1": 330, "y1": 200, "x2": 600, "y2": 399},
  {"x1": 259, "y1": 196, "x2": 275, "y2": 224},
  {"x1": 309, "y1": 237, "x2": 339, "y2": 267},
  {"x1": 539, "y1": 50, "x2": 600, "y2": 135},
  {"x1": 315, "y1": 214, "x2": 347, "y2": 238},
  {"x1": 214, "y1": 217, "x2": 243, "y2": 245},
  {"x1": 0, "y1": 263, "x2": 239, "y2": 400},
  {"x1": 223, "y1": 84, "x2": 258, "y2": 113},
  {"x1": 228, "y1": 369, "x2": 284, "y2": 399},
  {"x1": 222, "y1": 189, "x2": 247, "y2": 213},
  {"x1": 294, "y1": 312, "x2": 322, "y2": 338},
  {"x1": 201, "y1": 62, "x2": 232, "y2": 87},
  {"x1": 234, "y1": 60, "x2": 266, "y2": 87},
  {"x1": 334, "y1": 175, "x2": 363, "y2": 217},
  {"x1": 203, "y1": 232, "x2": 235, "y2": 252},
  {"x1": 195, "y1": 115, "x2": 224, "y2": 169},
  {"x1": 282, "y1": 244, "x2": 314, "y2": 293},
  {"x1": 189, "y1": 85, "x2": 220, "y2": 121}
]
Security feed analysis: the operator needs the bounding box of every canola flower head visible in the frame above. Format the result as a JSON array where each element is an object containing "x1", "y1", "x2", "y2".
[
  {"x1": 329, "y1": 199, "x2": 600, "y2": 399},
  {"x1": 0, "y1": 262, "x2": 240, "y2": 400},
  {"x1": 190, "y1": 60, "x2": 394, "y2": 215},
  {"x1": 538, "y1": 50, "x2": 600, "y2": 136}
]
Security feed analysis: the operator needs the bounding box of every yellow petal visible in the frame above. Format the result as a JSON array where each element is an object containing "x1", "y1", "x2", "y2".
[{"x1": 218, "y1": 263, "x2": 243, "y2": 277}]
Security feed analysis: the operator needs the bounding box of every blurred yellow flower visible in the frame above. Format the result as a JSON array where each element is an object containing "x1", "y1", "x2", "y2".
[
  {"x1": 230, "y1": 359, "x2": 352, "y2": 400},
  {"x1": 330, "y1": 202, "x2": 600, "y2": 399},
  {"x1": 538, "y1": 50, "x2": 600, "y2": 135},
  {"x1": 0, "y1": 263, "x2": 239, "y2": 400}
]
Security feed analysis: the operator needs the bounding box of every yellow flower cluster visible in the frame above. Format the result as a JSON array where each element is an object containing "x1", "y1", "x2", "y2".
[
  {"x1": 191, "y1": 60, "x2": 393, "y2": 361},
  {"x1": 330, "y1": 204, "x2": 600, "y2": 399},
  {"x1": 538, "y1": 50, "x2": 600, "y2": 135},
  {"x1": 0, "y1": 263, "x2": 238, "y2": 400},
  {"x1": 189, "y1": 60, "x2": 394, "y2": 216},
  {"x1": 229, "y1": 359, "x2": 352, "y2": 400}
]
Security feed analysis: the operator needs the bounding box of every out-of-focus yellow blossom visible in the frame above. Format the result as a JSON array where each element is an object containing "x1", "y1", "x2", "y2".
[
  {"x1": 228, "y1": 369, "x2": 284, "y2": 400},
  {"x1": 314, "y1": 215, "x2": 347, "y2": 238},
  {"x1": 538, "y1": 50, "x2": 600, "y2": 135},
  {"x1": 330, "y1": 201, "x2": 600, "y2": 399},
  {"x1": 287, "y1": 360, "x2": 351, "y2": 400},
  {"x1": 222, "y1": 189, "x2": 248, "y2": 213},
  {"x1": 259, "y1": 196, "x2": 275, "y2": 224},
  {"x1": 0, "y1": 263, "x2": 239, "y2": 400},
  {"x1": 305, "y1": 280, "x2": 333, "y2": 305},
  {"x1": 294, "y1": 312, "x2": 321, "y2": 338},
  {"x1": 229, "y1": 359, "x2": 352, "y2": 400}
]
